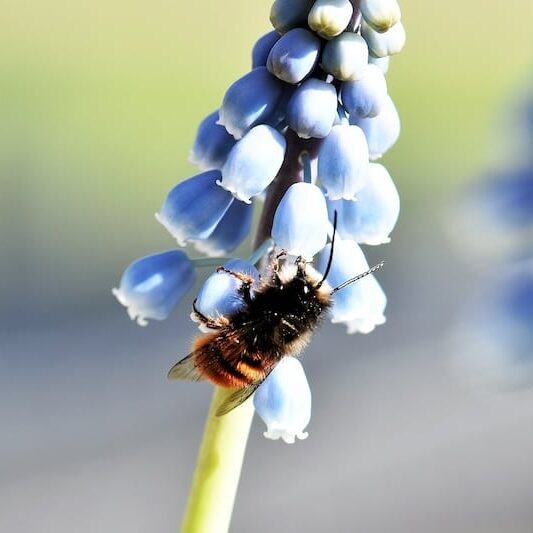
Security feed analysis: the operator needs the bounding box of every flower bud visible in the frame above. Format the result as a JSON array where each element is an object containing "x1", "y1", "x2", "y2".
[
  {"x1": 189, "y1": 111, "x2": 236, "y2": 170},
  {"x1": 270, "y1": 0, "x2": 315, "y2": 34},
  {"x1": 271, "y1": 182, "x2": 329, "y2": 259},
  {"x1": 350, "y1": 95, "x2": 400, "y2": 160},
  {"x1": 194, "y1": 260, "x2": 260, "y2": 327},
  {"x1": 254, "y1": 357, "x2": 311, "y2": 443},
  {"x1": 193, "y1": 199, "x2": 254, "y2": 257},
  {"x1": 219, "y1": 125, "x2": 287, "y2": 203},
  {"x1": 113, "y1": 250, "x2": 195, "y2": 326},
  {"x1": 267, "y1": 28, "x2": 321, "y2": 84},
  {"x1": 360, "y1": 0, "x2": 401, "y2": 33},
  {"x1": 287, "y1": 78, "x2": 338, "y2": 139},
  {"x1": 156, "y1": 170, "x2": 234, "y2": 245},
  {"x1": 308, "y1": 0, "x2": 353, "y2": 40},
  {"x1": 321, "y1": 33, "x2": 369, "y2": 81},
  {"x1": 218, "y1": 67, "x2": 285, "y2": 139},
  {"x1": 318, "y1": 124, "x2": 369, "y2": 200},
  {"x1": 317, "y1": 238, "x2": 386, "y2": 330},
  {"x1": 361, "y1": 19, "x2": 406, "y2": 58},
  {"x1": 341, "y1": 64, "x2": 388, "y2": 118},
  {"x1": 252, "y1": 30, "x2": 281, "y2": 68},
  {"x1": 329, "y1": 163, "x2": 400, "y2": 245}
]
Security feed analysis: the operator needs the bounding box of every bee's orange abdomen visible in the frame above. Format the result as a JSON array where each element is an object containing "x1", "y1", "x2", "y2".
[{"x1": 191, "y1": 333, "x2": 256, "y2": 388}]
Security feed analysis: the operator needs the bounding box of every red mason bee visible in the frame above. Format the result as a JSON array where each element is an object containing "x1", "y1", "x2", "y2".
[{"x1": 168, "y1": 229, "x2": 383, "y2": 415}]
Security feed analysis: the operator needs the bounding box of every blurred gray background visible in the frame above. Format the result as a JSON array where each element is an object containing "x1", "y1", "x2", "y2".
[{"x1": 1, "y1": 0, "x2": 533, "y2": 531}]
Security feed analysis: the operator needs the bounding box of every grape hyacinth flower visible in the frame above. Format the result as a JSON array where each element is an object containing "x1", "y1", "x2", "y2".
[
  {"x1": 361, "y1": 19, "x2": 406, "y2": 58},
  {"x1": 219, "y1": 124, "x2": 287, "y2": 203},
  {"x1": 321, "y1": 32, "x2": 369, "y2": 81},
  {"x1": 189, "y1": 111, "x2": 236, "y2": 170},
  {"x1": 218, "y1": 67, "x2": 284, "y2": 139},
  {"x1": 252, "y1": 30, "x2": 281, "y2": 68},
  {"x1": 308, "y1": 0, "x2": 354, "y2": 40},
  {"x1": 318, "y1": 124, "x2": 370, "y2": 200},
  {"x1": 329, "y1": 162, "x2": 400, "y2": 244},
  {"x1": 318, "y1": 238, "x2": 387, "y2": 332},
  {"x1": 155, "y1": 170, "x2": 234, "y2": 245},
  {"x1": 193, "y1": 260, "x2": 260, "y2": 330},
  {"x1": 193, "y1": 199, "x2": 254, "y2": 257},
  {"x1": 271, "y1": 182, "x2": 329, "y2": 259},
  {"x1": 361, "y1": 0, "x2": 401, "y2": 33},
  {"x1": 341, "y1": 63, "x2": 388, "y2": 118},
  {"x1": 350, "y1": 94, "x2": 401, "y2": 159},
  {"x1": 270, "y1": 0, "x2": 316, "y2": 34},
  {"x1": 254, "y1": 357, "x2": 312, "y2": 443},
  {"x1": 115, "y1": 0, "x2": 406, "y2": 527},
  {"x1": 287, "y1": 78, "x2": 338, "y2": 138},
  {"x1": 267, "y1": 28, "x2": 321, "y2": 84},
  {"x1": 113, "y1": 250, "x2": 195, "y2": 326}
]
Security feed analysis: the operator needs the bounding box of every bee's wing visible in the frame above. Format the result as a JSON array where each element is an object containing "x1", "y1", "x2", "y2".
[
  {"x1": 167, "y1": 351, "x2": 204, "y2": 381},
  {"x1": 216, "y1": 379, "x2": 266, "y2": 416}
]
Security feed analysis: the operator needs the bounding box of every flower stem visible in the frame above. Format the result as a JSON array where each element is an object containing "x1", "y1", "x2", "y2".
[{"x1": 181, "y1": 387, "x2": 254, "y2": 533}]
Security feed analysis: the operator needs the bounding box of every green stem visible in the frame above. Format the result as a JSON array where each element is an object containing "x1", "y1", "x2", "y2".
[{"x1": 181, "y1": 388, "x2": 254, "y2": 533}]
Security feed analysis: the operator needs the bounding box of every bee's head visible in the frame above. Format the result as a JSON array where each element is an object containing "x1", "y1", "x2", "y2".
[{"x1": 277, "y1": 259, "x2": 331, "y2": 300}]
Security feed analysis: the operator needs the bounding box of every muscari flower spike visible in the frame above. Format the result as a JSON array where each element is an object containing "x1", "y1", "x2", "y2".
[
  {"x1": 113, "y1": 250, "x2": 195, "y2": 326},
  {"x1": 115, "y1": 0, "x2": 406, "y2": 444}
]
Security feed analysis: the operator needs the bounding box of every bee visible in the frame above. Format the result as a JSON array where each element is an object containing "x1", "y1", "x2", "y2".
[{"x1": 168, "y1": 224, "x2": 383, "y2": 416}]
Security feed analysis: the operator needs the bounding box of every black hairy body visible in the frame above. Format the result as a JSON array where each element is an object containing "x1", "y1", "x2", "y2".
[{"x1": 168, "y1": 261, "x2": 332, "y2": 415}]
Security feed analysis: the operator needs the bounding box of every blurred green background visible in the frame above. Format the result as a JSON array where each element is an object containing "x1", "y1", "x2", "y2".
[{"x1": 1, "y1": 1, "x2": 533, "y2": 532}]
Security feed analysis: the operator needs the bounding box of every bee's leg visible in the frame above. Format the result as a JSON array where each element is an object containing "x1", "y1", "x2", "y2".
[
  {"x1": 191, "y1": 300, "x2": 228, "y2": 330},
  {"x1": 269, "y1": 249, "x2": 287, "y2": 286},
  {"x1": 214, "y1": 267, "x2": 255, "y2": 305},
  {"x1": 216, "y1": 266, "x2": 255, "y2": 286},
  {"x1": 295, "y1": 255, "x2": 307, "y2": 278}
]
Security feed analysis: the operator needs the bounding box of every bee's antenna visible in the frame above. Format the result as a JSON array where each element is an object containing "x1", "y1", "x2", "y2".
[
  {"x1": 316, "y1": 211, "x2": 338, "y2": 289},
  {"x1": 331, "y1": 261, "x2": 385, "y2": 294}
]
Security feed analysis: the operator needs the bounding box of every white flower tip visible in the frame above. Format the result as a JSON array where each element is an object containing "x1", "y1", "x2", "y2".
[
  {"x1": 345, "y1": 314, "x2": 387, "y2": 334},
  {"x1": 154, "y1": 212, "x2": 188, "y2": 246},
  {"x1": 216, "y1": 117, "x2": 242, "y2": 140},
  {"x1": 113, "y1": 287, "x2": 150, "y2": 327},
  {"x1": 215, "y1": 179, "x2": 252, "y2": 204},
  {"x1": 192, "y1": 239, "x2": 228, "y2": 258},
  {"x1": 112, "y1": 287, "x2": 125, "y2": 305},
  {"x1": 363, "y1": 236, "x2": 391, "y2": 245},
  {"x1": 263, "y1": 428, "x2": 309, "y2": 444},
  {"x1": 188, "y1": 149, "x2": 205, "y2": 169}
]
